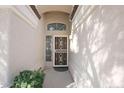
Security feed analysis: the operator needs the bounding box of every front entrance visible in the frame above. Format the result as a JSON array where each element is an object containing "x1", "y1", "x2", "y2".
[{"x1": 45, "y1": 35, "x2": 68, "y2": 67}]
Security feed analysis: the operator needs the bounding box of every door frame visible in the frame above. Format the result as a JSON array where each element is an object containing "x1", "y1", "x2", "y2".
[{"x1": 53, "y1": 35, "x2": 68, "y2": 67}]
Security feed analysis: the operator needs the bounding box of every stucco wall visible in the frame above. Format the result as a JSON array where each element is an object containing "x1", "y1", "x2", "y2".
[
  {"x1": 0, "y1": 6, "x2": 44, "y2": 87},
  {"x1": 0, "y1": 8, "x2": 10, "y2": 87},
  {"x1": 8, "y1": 6, "x2": 44, "y2": 86},
  {"x1": 69, "y1": 5, "x2": 124, "y2": 88}
]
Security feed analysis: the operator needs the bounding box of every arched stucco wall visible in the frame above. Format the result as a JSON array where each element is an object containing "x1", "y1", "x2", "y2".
[{"x1": 44, "y1": 12, "x2": 71, "y2": 35}]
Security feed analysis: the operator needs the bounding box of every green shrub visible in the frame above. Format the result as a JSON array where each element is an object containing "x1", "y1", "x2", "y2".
[{"x1": 11, "y1": 68, "x2": 45, "y2": 88}]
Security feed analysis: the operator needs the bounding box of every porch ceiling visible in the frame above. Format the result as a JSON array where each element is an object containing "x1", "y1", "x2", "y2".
[{"x1": 36, "y1": 5, "x2": 73, "y2": 15}]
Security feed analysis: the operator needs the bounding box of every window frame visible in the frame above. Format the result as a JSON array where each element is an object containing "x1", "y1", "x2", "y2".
[
  {"x1": 47, "y1": 23, "x2": 66, "y2": 31},
  {"x1": 46, "y1": 35, "x2": 53, "y2": 62}
]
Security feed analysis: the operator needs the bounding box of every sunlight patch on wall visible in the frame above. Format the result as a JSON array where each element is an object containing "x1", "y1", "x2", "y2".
[
  {"x1": 86, "y1": 15, "x2": 92, "y2": 26},
  {"x1": 88, "y1": 20, "x2": 105, "y2": 53},
  {"x1": 111, "y1": 65, "x2": 124, "y2": 87},
  {"x1": 117, "y1": 31, "x2": 124, "y2": 40},
  {"x1": 100, "y1": 65, "x2": 124, "y2": 88},
  {"x1": 80, "y1": 73, "x2": 93, "y2": 88},
  {"x1": 0, "y1": 58, "x2": 8, "y2": 87},
  {"x1": 92, "y1": 47, "x2": 110, "y2": 74},
  {"x1": 87, "y1": 63, "x2": 94, "y2": 79},
  {"x1": 0, "y1": 11, "x2": 9, "y2": 87},
  {"x1": 70, "y1": 34, "x2": 79, "y2": 53}
]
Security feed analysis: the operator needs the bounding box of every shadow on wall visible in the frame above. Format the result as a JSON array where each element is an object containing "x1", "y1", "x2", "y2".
[
  {"x1": 69, "y1": 5, "x2": 124, "y2": 88},
  {"x1": 0, "y1": 30, "x2": 8, "y2": 87}
]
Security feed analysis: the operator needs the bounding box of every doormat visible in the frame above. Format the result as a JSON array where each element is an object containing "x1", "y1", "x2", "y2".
[{"x1": 53, "y1": 67, "x2": 68, "y2": 72}]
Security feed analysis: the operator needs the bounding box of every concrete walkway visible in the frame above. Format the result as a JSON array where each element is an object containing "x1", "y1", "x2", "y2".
[{"x1": 43, "y1": 67, "x2": 73, "y2": 88}]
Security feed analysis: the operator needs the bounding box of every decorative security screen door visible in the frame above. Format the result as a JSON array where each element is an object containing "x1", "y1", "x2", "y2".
[{"x1": 53, "y1": 36, "x2": 68, "y2": 67}]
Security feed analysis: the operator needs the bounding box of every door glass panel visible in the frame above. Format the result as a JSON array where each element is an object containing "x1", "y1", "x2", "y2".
[
  {"x1": 46, "y1": 36, "x2": 52, "y2": 61},
  {"x1": 55, "y1": 53, "x2": 67, "y2": 65},
  {"x1": 55, "y1": 37, "x2": 67, "y2": 49}
]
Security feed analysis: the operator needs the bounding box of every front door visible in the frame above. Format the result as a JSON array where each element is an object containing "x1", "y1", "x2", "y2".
[{"x1": 53, "y1": 36, "x2": 68, "y2": 67}]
